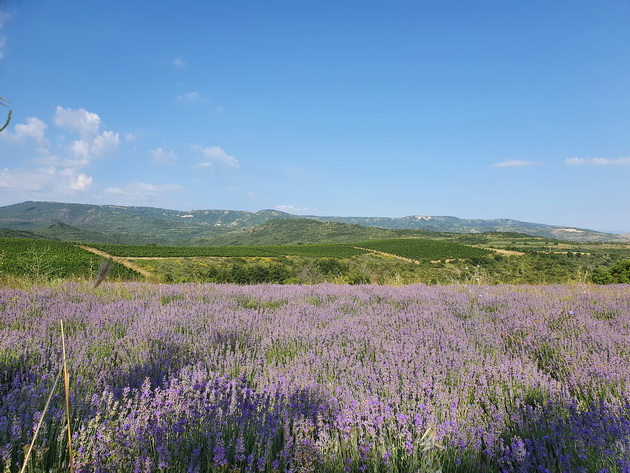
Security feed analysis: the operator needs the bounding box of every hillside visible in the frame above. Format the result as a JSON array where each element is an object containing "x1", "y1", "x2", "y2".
[
  {"x1": 190, "y1": 219, "x2": 435, "y2": 246},
  {"x1": 0, "y1": 201, "x2": 627, "y2": 244},
  {"x1": 0, "y1": 228, "x2": 56, "y2": 240},
  {"x1": 308, "y1": 215, "x2": 628, "y2": 242}
]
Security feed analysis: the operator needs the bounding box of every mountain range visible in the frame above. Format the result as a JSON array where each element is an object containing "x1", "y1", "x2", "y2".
[{"x1": 0, "y1": 201, "x2": 627, "y2": 245}]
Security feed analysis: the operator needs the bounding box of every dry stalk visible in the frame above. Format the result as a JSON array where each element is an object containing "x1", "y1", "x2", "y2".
[
  {"x1": 19, "y1": 368, "x2": 62, "y2": 473},
  {"x1": 60, "y1": 320, "x2": 75, "y2": 472},
  {"x1": 93, "y1": 259, "x2": 112, "y2": 288}
]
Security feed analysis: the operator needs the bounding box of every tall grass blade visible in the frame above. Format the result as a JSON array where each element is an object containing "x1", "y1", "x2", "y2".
[
  {"x1": 60, "y1": 320, "x2": 75, "y2": 473},
  {"x1": 93, "y1": 259, "x2": 113, "y2": 288},
  {"x1": 0, "y1": 97, "x2": 11, "y2": 133},
  {"x1": 19, "y1": 368, "x2": 62, "y2": 473}
]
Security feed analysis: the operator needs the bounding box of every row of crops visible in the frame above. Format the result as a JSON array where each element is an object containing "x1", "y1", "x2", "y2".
[
  {"x1": 356, "y1": 238, "x2": 492, "y2": 260},
  {"x1": 86, "y1": 238, "x2": 490, "y2": 260},
  {"x1": 0, "y1": 238, "x2": 136, "y2": 280},
  {"x1": 86, "y1": 242, "x2": 368, "y2": 258},
  {"x1": 0, "y1": 237, "x2": 493, "y2": 282}
]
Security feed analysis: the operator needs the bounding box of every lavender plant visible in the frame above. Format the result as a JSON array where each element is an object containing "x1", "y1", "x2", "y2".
[{"x1": 0, "y1": 283, "x2": 628, "y2": 472}]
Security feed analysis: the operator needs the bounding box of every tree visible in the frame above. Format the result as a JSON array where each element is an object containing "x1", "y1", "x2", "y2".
[
  {"x1": 609, "y1": 260, "x2": 630, "y2": 283},
  {"x1": 0, "y1": 96, "x2": 11, "y2": 132},
  {"x1": 592, "y1": 260, "x2": 630, "y2": 284}
]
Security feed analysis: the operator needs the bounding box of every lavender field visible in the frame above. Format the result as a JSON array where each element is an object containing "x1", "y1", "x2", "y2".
[{"x1": 0, "y1": 282, "x2": 628, "y2": 472}]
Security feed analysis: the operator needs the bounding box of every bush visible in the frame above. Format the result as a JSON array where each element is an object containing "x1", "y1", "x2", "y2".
[{"x1": 592, "y1": 260, "x2": 630, "y2": 284}]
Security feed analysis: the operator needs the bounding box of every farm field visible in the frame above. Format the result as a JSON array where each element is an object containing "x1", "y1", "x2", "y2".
[
  {"x1": 2, "y1": 235, "x2": 630, "y2": 285},
  {"x1": 0, "y1": 238, "x2": 137, "y2": 282},
  {"x1": 87, "y1": 242, "x2": 369, "y2": 258},
  {"x1": 355, "y1": 239, "x2": 492, "y2": 261},
  {"x1": 0, "y1": 282, "x2": 628, "y2": 472}
]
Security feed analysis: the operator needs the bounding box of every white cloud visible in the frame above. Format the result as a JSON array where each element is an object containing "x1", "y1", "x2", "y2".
[
  {"x1": 0, "y1": 10, "x2": 10, "y2": 28},
  {"x1": 105, "y1": 182, "x2": 185, "y2": 204},
  {"x1": 0, "y1": 10, "x2": 10, "y2": 59},
  {"x1": 92, "y1": 130, "x2": 120, "y2": 156},
  {"x1": 53, "y1": 106, "x2": 120, "y2": 163},
  {"x1": 7, "y1": 117, "x2": 49, "y2": 145},
  {"x1": 173, "y1": 57, "x2": 186, "y2": 68},
  {"x1": 194, "y1": 145, "x2": 239, "y2": 168},
  {"x1": 150, "y1": 148, "x2": 178, "y2": 165},
  {"x1": 63, "y1": 170, "x2": 93, "y2": 191},
  {"x1": 565, "y1": 157, "x2": 630, "y2": 166},
  {"x1": 176, "y1": 92, "x2": 201, "y2": 103},
  {"x1": 68, "y1": 131, "x2": 120, "y2": 163},
  {"x1": 54, "y1": 106, "x2": 101, "y2": 139},
  {"x1": 492, "y1": 159, "x2": 539, "y2": 168},
  {"x1": 70, "y1": 140, "x2": 91, "y2": 161},
  {"x1": 0, "y1": 166, "x2": 93, "y2": 199},
  {"x1": 274, "y1": 204, "x2": 313, "y2": 214},
  {"x1": 0, "y1": 105, "x2": 132, "y2": 204}
]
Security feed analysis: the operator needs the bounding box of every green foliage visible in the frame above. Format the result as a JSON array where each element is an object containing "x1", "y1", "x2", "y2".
[
  {"x1": 3, "y1": 226, "x2": 630, "y2": 286},
  {"x1": 592, "y1": 259, "x2": 630, "y2": 284},
  {"x1": 262, "y1": 244, "x2": 366, "y2": 257},
  {"x1": 0, "y1": 238, "x2": 137, "y2": 282},
  {"x1": 2, "y1": 201, "x2": 629, "y2": 246},
  {"x1": 87, "y1": 243, "x2": 279, "y2": 257},
  {"x1": 87, "y1": 242, "x2": 367, "y2": 258},
  {"x1": 316, "y1": 258, "x2": 349, "y2": 275},
  {"x1": 356, "y1": 238, "x2": 491, "y2": 261}
]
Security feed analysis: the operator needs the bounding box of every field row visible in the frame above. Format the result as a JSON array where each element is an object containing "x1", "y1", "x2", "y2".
[
  {"x1": 87, "y1": 238, "x2": 491, "y2": 261},
  {"x1": 0, "y1": 237, "x2": 136, "y2": 280},
  {"x1": 87, "y1": 242, "x2": 368, "y2": 258},
  {"x1": 356, "y1": 238, "x2": 491, "y2": 260},
  {"x1": 3, "y1": 237, "x2": 622, "y2": 285}
]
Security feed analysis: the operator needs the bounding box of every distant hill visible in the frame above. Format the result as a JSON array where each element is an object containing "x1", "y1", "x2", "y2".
[
  {"x1": 35, "y1": 222, "x2": 118, "y2": 243},
  {"x1": 0, "y1": 201, "x2": 293, "y2": 244},
  {"x1": 0, "y1": 201, "x2": 627, "y2": 244},
  {"x1": 192, "y1": 218, "x2": 434, "y2": 246},
  {"x1": 0, "y1": 228, "x2": 56, "y2": 240},
  {"x1": 307, "y1": 215, "x2": 629, "y2": 243}
]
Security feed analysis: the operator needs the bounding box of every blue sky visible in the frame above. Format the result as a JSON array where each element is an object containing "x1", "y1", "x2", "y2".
[{"x1": 1, "y1": 0, "x2": 629, "y2": 233}]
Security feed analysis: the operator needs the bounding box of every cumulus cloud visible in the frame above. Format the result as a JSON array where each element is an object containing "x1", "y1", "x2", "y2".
[
  {"x1": 0, "y1": 105, "x2": 129, "y2": 205},
  {"x1": 62, "y1": 170, "x2": 93, "y2": 190},
  {"x1": 6, "y1": 117, "x2": 49, "y2": 145},
  {"x1": 0, "y1": 166, "x2": 93, "y2": 198},
  {"x1": 92, "y1": 130, "x2": 120, "y2": 156},
  {"x1": 70, "y1": 140, "x2": 91, "y2": 161},
  {"x1": 176, "y1": 92, "x2": 201, "y2": 103},
  {"x1": 150, "y1": 148, "x2": 178, "y2": 165},
  {"x1": 54, "y1": 106, "x2": 101, "y2": 139},
  {"x1": 492, "y1": 159, "x2": 539, "y2": 168},
  {"x1": 53, "y1": 106, "x2": 120, "y2": 163},
  {"x1": 194, "y1": 145, "x2": 239, "y2": 168},
  {"x1": 565, "y1": 157, "x2": 630, "y2": 166},
  {"x1": 68, "y1": 131, "x2": 120, "y2": 163}
]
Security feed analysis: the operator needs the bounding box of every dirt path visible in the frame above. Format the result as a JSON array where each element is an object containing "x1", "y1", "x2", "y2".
[
  {"x1": 80, "y1": 246, "x2": 156, "y2": 279},
  {"x1": 491, "y1": 248, "x2": 525, "y2": 256},
  {"x1": 352, "y1": 246, "x2": 421, "y2": 264},
  {"x1": 353, "y1": 246, "x2": 524, "y2": 263}
]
